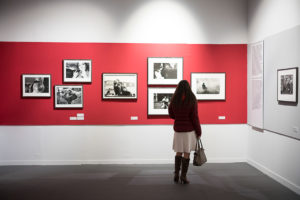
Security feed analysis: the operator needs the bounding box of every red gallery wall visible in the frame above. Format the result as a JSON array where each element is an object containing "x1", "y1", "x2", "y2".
[{"x1": 0, "y1": 42, "x2": 247, "y2": 125}]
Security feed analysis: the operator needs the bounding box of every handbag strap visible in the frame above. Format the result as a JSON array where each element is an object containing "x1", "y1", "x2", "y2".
[
  {"x1": 199, "y1": 139, "x2": 204, "y2": 149},
  {"x1": 196, "y1": 140, "x2": 200, "y2": 150},
  {"x1": 196, "y1": 139, "x2": 204, "y2": 148},
  {"x1": 195, "y1": 139, "x2": 204, "y2": 150}
]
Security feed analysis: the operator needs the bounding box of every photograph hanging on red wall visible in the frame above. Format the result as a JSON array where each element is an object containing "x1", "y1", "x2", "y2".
[
  {"x1": 63, "y1": 59, "x2": 92, "y2": 83},
  {"x1": 55, "y1": 85, "x2": 83, "y2": 108},
  {"x1": 191, "y1": 73, "x2": 226, "y2": 100},
  {"x1": 148, "y1": 57, "x2": 183, "y2": 85},
  {"x1": 102, "y1": 73, "x2": 138, "y2": 99},
  {"x1": 22, "y1": 74, "x2": 51, "y2": 97},
  {"x1": 148, "y1": 87, "x2": 175, "y2": 115}
]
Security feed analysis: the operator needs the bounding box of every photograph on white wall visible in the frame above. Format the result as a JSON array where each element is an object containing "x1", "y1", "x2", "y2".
[
  {"x1": 102, "y1": 73, "x2": 137, "y2": 99},
  {"x1": 22, "y1": 74, "x2": 51, "y2": 97},
  {"x1": 191, "y1": 73, "x2": 226, "y2": 100},
  {"x1": 277, "y1": 67, "x2": 298, "y2": 102},
  {"x1": 148, "y1": 87, "x2": 175, "y2": 115},
  {"x1": 148, "y1": 57, "x2": 183, "y2": 85},
  {"x1": 55, "y1": 85, "x2": 83, "y2": 108},
  {"x1": 63, "y1": 59, "x2": 92, "y2": 82}
]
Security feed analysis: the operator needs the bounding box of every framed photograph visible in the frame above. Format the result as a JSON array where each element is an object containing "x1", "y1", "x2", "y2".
[
  {"x1": 191, "y1": 73, "x2": 226, "y2": 100},
  {"x1": 102, "y1": 73, "x2": 138, "y2": 99},
  {"x1": 63, "y1": 59, "x2": 92, "y2": 82},
  {"x1": 277, "y1": 67, "x2": 298, "y2": 102},
  {"x1": 148, "y1": 57, "x2": 183, "y2": 85},
  {"x1": 55, "y1": 85, "x2": 83, "y2": 108},
  {"x1": 22, "y1": 74, "x2": 51, "y2": 97},
  {"x1": 148, "y1": 87, "x2": 175, "y2": 115}
]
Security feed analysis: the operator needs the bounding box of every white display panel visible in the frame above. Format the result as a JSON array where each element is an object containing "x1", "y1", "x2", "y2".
[
  {"x1": 247, "y1": 41, "x2": 264, "y2": 129},
  {"x1": 264, "y1": 25, "x2": 300, "y2": 140}
]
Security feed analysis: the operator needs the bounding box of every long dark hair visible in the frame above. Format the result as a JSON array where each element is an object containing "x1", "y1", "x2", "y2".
[{"x1": 170, "y1": 80, "x2": 196, "y2": 108}]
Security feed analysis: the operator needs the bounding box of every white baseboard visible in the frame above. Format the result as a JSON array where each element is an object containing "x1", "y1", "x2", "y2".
[
  {"x1": 247, "y1": 159, "x2": 300, "y2": 195},
  {"x1": 0, "y1": 157, "x2": 246, "y2": 166}
]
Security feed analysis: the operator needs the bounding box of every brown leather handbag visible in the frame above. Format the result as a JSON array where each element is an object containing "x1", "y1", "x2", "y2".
[{"x1": 193, "y1": 139, "x2": 207, "y2": 166}]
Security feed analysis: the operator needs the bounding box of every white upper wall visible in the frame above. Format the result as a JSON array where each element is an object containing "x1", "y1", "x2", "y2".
[
  {"x1": 0, "y1": 0, "x2": 248, "y2": 44},
  {"x1": 248, "y1": 0, "x2": 300, "y2": 43}
]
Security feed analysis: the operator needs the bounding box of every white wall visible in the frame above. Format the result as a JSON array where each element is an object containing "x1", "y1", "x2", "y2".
[
  {"x1": 0, "y1": 125, "x2": 248, "y2": 165},
  {"x1": 0, "y1": 0, "x2": 247, "y2": 43},
  {"x1": 248, "y1": 0, "x2": 300, "y2": 43},
  {"x1": 247, "y1": 127, "x2": 300, "y2": 195},
  {"x1": 0, "y1": 0, "x2": 249, "y2": 166},
  {"x1": 247, "y1": 0, "x2": 300, "y2": 195}
]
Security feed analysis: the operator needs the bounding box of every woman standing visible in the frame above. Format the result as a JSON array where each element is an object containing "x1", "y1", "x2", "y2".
[{"x1": 168, "y1": 80, "x2": 201, "y2": 184}]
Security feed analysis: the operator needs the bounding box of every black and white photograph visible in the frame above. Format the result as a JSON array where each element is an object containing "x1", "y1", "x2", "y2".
[
  {"x1": 63, "y1": 59, "x2": 92, "y2": 82},
  {"x1": 22, "y1": 74, "x2": 51, "y2": 97},
  {"x1": 281, "y1": 75, "x2": 293, "y2": 94},
  {"x1": 148, "y1": 88, "x2": 175, "y2": 115},
  {"x1": 191, "y1": 73, "x2": 226, "y2": 100},
  {"x1": 277, "y1": 67, "x2": 298, "y2": 102},
  {"x1": 102, "y1": 73, "x2": 137, "y2": 99},
  {"x1": 55, "y1": 85, "x2": 83, "y2": 108},
  {"x1": 148, "y1": 57, "x2": 183, "y2": 85}
]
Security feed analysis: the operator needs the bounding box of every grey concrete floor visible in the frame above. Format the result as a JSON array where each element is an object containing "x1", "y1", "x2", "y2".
[{"x1": 0, "y1": 163, "x2": 299, "y2": 200}]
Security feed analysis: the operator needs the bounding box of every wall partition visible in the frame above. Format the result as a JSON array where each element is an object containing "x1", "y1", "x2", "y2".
[
  {"x1": 0, "y1": 0, "x2": 248, "y2": 165},
  {"x1": 264, "y1": 25, "x2": 300, "y2": 139}
]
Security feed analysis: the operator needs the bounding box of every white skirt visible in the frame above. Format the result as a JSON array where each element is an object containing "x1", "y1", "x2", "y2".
[{"x1": 173, "y1": 130, "x2": 197, "y2": 153}]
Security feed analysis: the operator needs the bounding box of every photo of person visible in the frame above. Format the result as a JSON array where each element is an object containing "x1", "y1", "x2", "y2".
[
  {"x1": 105, "y1": 79, "x2": 133, "y2": 97},
  {"x1": 153, "y1": 63, "x2": 178, "y2": 79},
  {"x1": 196, "y1": 78, "x2": 220, "y2": 94},
  {"x1": 281, "y1": 74, "x2": 293, "y2": 94},
  {"x1": 102, "y1": 74, "x2": 137, "y2": 99},
  {"x1": 148, "y1": 87, "x2": 175, "y2": 115},
  {"x1": 25, "y1": 78, "x2": 48, "y2": 93},
  {"x1": 63, "y1": 60, "x2": 92, "y2": 82},
  {"x1": 55, "y1": 86, "x2": 83, "y2": 108},
  {"x1": 22, "y1": 74, "x2": 51, "y2": 97},
  {"x1": 153, "y1": 93, "x2": 172, "y2": 109}
]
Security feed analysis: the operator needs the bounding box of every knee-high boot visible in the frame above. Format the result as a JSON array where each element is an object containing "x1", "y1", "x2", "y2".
[
  {"x1": 174, "y1": 156, "x2": 182, "y2": 183},
  {"x1": 180, "y1": 158, "x2": 190, "y2": 184}
]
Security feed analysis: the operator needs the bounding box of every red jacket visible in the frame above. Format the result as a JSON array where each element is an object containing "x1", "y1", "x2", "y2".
[{"x1": 168, "y1": 102, "x2": 202, "y2": 137}]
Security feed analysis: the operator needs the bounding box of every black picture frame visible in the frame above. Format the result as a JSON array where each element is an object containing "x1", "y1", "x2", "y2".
[
  {"x1": 277, "y1": 67, "x2": 298, "y2": 103},
  {"x1": 22, "y1": 74, "x2": 52, "y2": 98},
  {"x1": 191, "y1": 72, "x2": 226, "y2": 100},
  {"x1": 102, "y1": 73, "x2": 138, "y2": 100},
  {"x1": 63, "y1": 59, "x2": 92, "y2": 83},
  {"x1": 147, "y1": 57, "x2": 183, "y2": 85},
  {"x1": 54, "y1": 85, "x2": 83, "y2": 108},
  {"x1": 147, "y1": 87, "x2": 175, "y2": 115}
]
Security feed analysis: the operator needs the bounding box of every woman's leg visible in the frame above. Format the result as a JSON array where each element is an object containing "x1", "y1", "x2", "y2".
[
  {"x1": 176, "y1": 152, "x2": 183, "y2": 157},
  {"x1": 181, "y1": 152, "x2": 191, "y2": 184},
  {"x1": 174, "y1": 152, "x2": 183, "y2": 183},
  {"x1": 183, "y1": 153, "x2": 190, "y2": 159}
]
